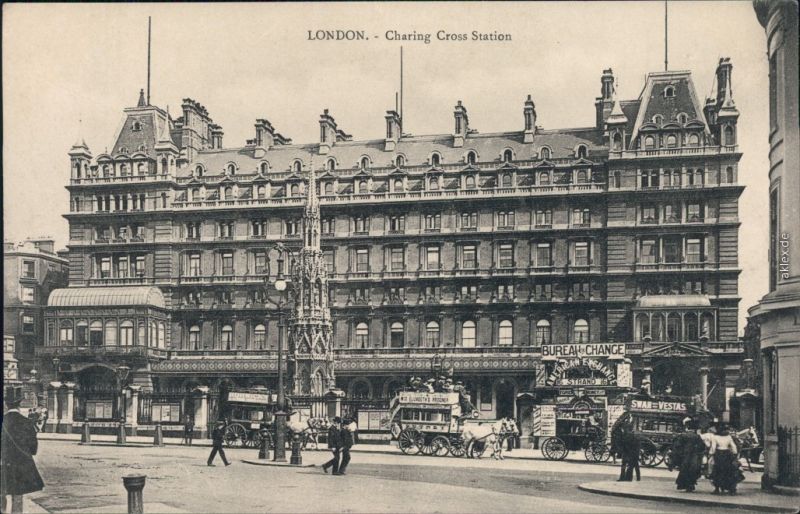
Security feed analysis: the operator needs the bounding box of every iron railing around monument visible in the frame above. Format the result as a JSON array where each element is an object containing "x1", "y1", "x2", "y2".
[{"x1": 777, "y1": 425, "x2": 800, "y2": 487}]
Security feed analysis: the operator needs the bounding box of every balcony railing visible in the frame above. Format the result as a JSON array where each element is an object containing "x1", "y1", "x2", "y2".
[
  {"x1": 608, "y1": 145, "x2": 739, "y2": 160},
  {"x1": 36, "y1": 345, "x2": 169, "y2": 359}
]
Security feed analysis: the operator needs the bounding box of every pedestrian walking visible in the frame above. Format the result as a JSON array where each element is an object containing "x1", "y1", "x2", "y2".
[
  {"x1": 322, "y1": 417, "x2": 342, "y2": 475},
  {"x1": 673, "y1": 420, "x2": 705, "y2": 492},
  {"x1": 2, "y1": 397, "x2": 45, "y2": 514},
  {"x1": 710, "y1": 424, "x2": 739, "y2": 495},
  {"x1": 337, "y1": 418, "x2": 355, "y2": 475},
  {"x1": 182, "y1": 415, "x2": 194, "y2": 446},
  {"x1": 207, "y1": 421, "x2": 230, "y2": 467},
  {"x1": 616, "y1": 421, "x2": 640, "y2": 482},
  {"x1": 700, "y1": 425, "x2": 716, "y2": 478}
]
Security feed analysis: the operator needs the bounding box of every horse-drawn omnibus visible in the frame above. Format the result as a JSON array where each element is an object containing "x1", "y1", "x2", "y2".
[{"x1": 219, "y1": 388, "x2": 280, "y2": 448}]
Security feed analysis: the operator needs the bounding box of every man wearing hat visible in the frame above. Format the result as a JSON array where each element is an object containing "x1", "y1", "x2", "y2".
[
  {"x1": 207, "y1": 420, "x2": 231, "y2": 466},
  {"x1": 338, "y1": 417, "x2": 355, "y2": 475},
  {"x1": 2, "y1": 395, "x2": 45, "y2": 513},
  {"x1": 322, "y1": 417, "x2": 342, "y2": 474}
]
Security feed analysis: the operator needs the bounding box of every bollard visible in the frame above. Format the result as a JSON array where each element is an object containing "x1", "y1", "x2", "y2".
[
  {"x1": 258, "y1": 428, "x2": 270, "y2": 460},
  {"x1": 81, "y1": 422, "x2": 92, "y2": 444},
  {"x1": 122, "y1": 474, "x2": 146, "y2": 514},
  {"x1": 153, "y1": 423, "x2": 164, "y2": 446},
  {"x1": 116, "y1": 421, "x2": 127, "y2": 445},
  {"x1": 290, "y1": 434, "x2": 302, "y2": 466}
]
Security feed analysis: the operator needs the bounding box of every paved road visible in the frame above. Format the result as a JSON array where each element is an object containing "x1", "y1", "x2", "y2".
[{"x1": 28, "y1": 440, "x2": 754, "y2": 513}]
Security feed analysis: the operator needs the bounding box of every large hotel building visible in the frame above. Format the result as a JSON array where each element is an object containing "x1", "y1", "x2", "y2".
[{"x1": 41, "y1": 60, "x2": 746, "y2": 439}]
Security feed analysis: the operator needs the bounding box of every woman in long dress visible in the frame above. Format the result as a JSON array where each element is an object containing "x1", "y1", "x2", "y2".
[
  {"x1": 710, "y1": 424, "x2": 739, "y2": 494},
  {"x1": 673, "y1": 420, "x2": 705, "y2": 492}
]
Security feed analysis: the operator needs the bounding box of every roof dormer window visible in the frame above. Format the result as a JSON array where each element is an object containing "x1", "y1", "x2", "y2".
[
  {"x1": 327, "y1": 158, "x2": 336, "y2": 171},
  {"x1": 360, "y1": 156, "x2": 370, "y2": 170},
  {"x1": 466, "y1": 151, "x2": 477, "y2": 165},
  {"x1": 260, "y1": 162, "x2": 269, "y2": 174},
  {"x1": 195, "y1": 165, "x2": 204, "y2": 177},
  {"x1": 677, "y1": 112, "x2": 688, "y2": 125},
  {"x1": 395, "y1": 155, "x2": 405, "y2": 168},
  {"x1": 132, "y1": 122, "x2": 142, "y2": 132},
  {"x1": 652, "y1": 114, "x2": 663, "y2": 125},
  {"x1": 664, "y1": 85, "x2": 675, "y2": 98},
  {"x1": 227, "y1": 164, "x2": 236, "y2": 175},
  {"x1": 539, "y1": 147, "x2": 551, "y2": 160},
  {"x1": 575, "y1": 145, "x2": 588, "y2": 159},
  {"x1": 430, "y1": 153, "x2": 441, "y2": 167},
  {"x1": 502, "y1": 149, "x2": 513, "y2": 163},
  {"x1": 293, "y1": 160, "x2": 302, "y2": 173}
]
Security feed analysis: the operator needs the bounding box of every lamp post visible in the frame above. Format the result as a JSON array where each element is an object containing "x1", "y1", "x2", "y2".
[
  {"x1": 116, "y1": 365, "x2": 130, "y2": 444},
  {"x1": 52, "y1": 357, "x2": 61, "y2": 381},
  {"x1": 270, "y1": 252, "x2": 288, "y2": 462}
]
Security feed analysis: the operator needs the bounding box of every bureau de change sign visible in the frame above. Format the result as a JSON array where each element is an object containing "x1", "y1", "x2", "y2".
[{"x1": 541, "y1": 343, "x2": 626, "y2": 359}]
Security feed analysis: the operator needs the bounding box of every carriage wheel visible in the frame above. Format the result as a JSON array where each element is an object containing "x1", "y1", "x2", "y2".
[
  {"x1": 417, "y1": 434, "x2": 435, "y2": 456},
  {"x1": 541, "y1": 437, "x2": 568, "y2": 461},
  {"x1": 398, "y1": 428, "x2": 421, "y2": 455},
  {"x1": 431, "y1": 436, "x2": 450, "y2": 457},
  {"x1": 662, "y1": 447, "x2": 674, "y2": 470},
  {"x1": 639, "y1": 439, "x2": 663, "y2": 467},
  {"x1": 244, "y1": 430, "x2": 261, "y2": 448},
  {"x1": 585, "y1": 441, "x2": 609, "y2": 462},
  {"x1": 224, "y1": 424, "x2": 247, "y2": 448},
  {"x1": 470, "y1": 440, "x2": 487, "y2": 459},
  {"x1": 448, "y1": 436, "x2": 466, "y2": 458}
]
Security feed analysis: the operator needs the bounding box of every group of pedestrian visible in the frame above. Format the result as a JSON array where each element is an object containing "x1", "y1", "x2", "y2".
[
  {"x1": 671, "y1": 418, "x2": 745, "y2": 494},
  {"x1": 321, "y1": 417, "x2": 355, "y2": 476}
]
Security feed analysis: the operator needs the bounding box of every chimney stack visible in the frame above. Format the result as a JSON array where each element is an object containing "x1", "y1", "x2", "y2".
[
  {"x1": 384, "y1": 110, "x2": 401, "y2": 151},
  {"x1": 453, "y1": 101, "x2": 469, "y2": 148},
  {"x1": 523, "y1": 95, "x2": 537, "y2": 143},
  {"x1": 595, "y1": 68, "x2": 615, "y2": 129},
  {"x1": 319, "y1": 109, "x2": 338, "y2": 155}
]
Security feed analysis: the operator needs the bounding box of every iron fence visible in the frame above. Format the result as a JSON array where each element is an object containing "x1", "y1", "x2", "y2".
[{"x1": 777, "y1": 425, "x2": 800, "y2": 487}]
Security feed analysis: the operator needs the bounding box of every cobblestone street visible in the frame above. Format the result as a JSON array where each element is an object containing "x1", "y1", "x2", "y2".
[{"x1": 23, "y1": 440, "x2": 763, "y2": 513}]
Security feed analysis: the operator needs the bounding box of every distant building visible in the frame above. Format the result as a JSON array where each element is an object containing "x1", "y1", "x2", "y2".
[
  {"x1": 751, "y1": 0, "x2": 800, "y2": 488},
  {"x1": 45, "y1": 61, "x2": 746, "y2": 438},
  {"x1": 3, "y1": 238, "x2": 68, "y2": 379}
]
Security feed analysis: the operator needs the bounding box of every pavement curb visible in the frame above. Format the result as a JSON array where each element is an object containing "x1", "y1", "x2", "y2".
[
  {"x1": 241, "y1": 458, "x2": 315, "y2": 468},
  {"x1": 578, "y1": 482, "x2": 799, "y2": 513}
]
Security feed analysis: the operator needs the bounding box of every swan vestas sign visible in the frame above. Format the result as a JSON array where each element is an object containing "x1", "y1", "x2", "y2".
[{"x1": 542, "y1": 343, "x2": 626, "y2": 360}]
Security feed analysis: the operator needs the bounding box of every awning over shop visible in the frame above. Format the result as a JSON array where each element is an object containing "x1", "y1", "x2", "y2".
[{"x1": 48, "y1": 286, "x2": 166, "y2": 309}]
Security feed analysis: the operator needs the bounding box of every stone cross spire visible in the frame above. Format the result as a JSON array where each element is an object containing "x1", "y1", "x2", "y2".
[{"x1": 287, "y1": 157, "x2": 335, "y2": 395}]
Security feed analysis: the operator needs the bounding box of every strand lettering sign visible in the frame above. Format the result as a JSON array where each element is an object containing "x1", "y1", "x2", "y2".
[{"x1": 542, "y1": 343, "x2": 625, "y2": 359}]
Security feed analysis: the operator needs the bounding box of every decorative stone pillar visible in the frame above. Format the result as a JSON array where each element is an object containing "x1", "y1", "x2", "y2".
[
  {"x1": 60, "y1": 382, "x2": 76, "y2": 432},
  {"x1": 193, "y1": 386, "x2": 209, "y2": 438},
  {"x1": 126, "y1": 385, "x2": 140, "y2": 434},
  {"x1": 699, "y1": 367, "x2": 710, "y2": 408},
  {"x1": 46, "y1": 382, "x2": 61, "y2": 433}
]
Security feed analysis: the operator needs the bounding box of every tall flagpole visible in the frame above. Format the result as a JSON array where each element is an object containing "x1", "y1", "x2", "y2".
[
  {"x1": 147, "y1": 16, "x2": 152, "y2": 105},
  {"x1": 664, "y1": 1, "x2": 668, "y2": 71}
]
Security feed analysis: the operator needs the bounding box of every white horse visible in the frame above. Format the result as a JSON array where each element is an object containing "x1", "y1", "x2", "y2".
[
  {"x1": 732, "y1": 426, "x2": 760, "y2": 471},
  {"x1": 493, "y1": 418, "x2": 520, "y2": 460},
  {"x1": 285, "y1": 416, "x2": 331, "y2": 449},
  {"x1": 462, "y1": 419, "x2": 512, "y2": 459}
]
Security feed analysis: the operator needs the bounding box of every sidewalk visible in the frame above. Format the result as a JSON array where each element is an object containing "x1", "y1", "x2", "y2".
[{"x1": 579, "y1": 479, "x2": 800, "y2": 513}]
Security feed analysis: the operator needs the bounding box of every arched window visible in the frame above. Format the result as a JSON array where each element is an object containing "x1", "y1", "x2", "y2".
[
  {"x1": 158, "y1": 322, "x2": 165, "y2": 349},
  {"x1": 395, "y1": 155, "x2": 405, "y2": 168},
  {"x1": 390, "y1": 322, "x2": 404, "y2": 348},
  {"x1": 663, "y1": 86, "x2": 675, "y2": 98},
  {"x1": 688, "y1": 133, "x2": 700, "y2": 147},
  {"x1": 644, "y1": 136, "x2": 655, "y2": 150},
  {"x1": 189, "y1": 325, "x2": 201, "y2": 350},
  {"x1": 260, "y1": 162, "x2": 269, "y2": 174},
  {"x1": 132, "y1": 121, "x2": 141, "y2": 131},
  {"x1": 120, "y1": 163, "x2": 128, "y2": 176},
  {"x1": 137, "y1": 163, "x2": 146, "y2": 175},
  {"x1": 191, "y1": 188, "x2": 200, "y2": 201},
  {"x1": 501, "y1": 173, "x2": 512, "y2": 188},
  {"x1": 666, "y1": 134, "x2": 677, "y2": 148},
  {"x1": 466, "y1": 151, "x2": 477, "y2": 165},
  {"x1": 393, "y1": 179, "x2": 403, "y2": 192},
  {"x1": 429, "y1": 177, "x2": 439, "y2": 191},
  {"x1": 539, "y1": 172, "x2": 551, "y2": 186},
  {"x1": 120, "y1": 320, "x2": 134, "y2": 346},
  {"x1": 324, "y1": 182, "x2": 334, "y2": 195},
  {"x1": 725, "y1": 167, "x2": 734, "y2": 184},
  {"x1": 685, "y1": 314, "x2": 698, "y2": 341},
  {"x1": 161, "y1": 192, "x2": 167, "y2": 208},
  {"x1": 195, "y1": 165, "x2": 203, "y2": 177},
  {"x1": 227, "y1": 164, "x2": 236, "y2": 175},
  {"x1": 667, "y1": 314, "x2": 681, "y2": 342},
  {"x1": 461, "y1": 320, "x2": 476, "y2": 348},
  {"x1": 426, "y1": 321, "x2": 440, "y2": 347},
  {"x1": 224, "y1": 186, "x2": 233, "y2": 200},
  {"x1": 59, "y1": 320, "x2": 74, "y2": 346},
  {"x1": 498, "y1": 320, "x2": 513, "y2": 346},
  {"x1": 430, "y1": 153, "x2": 441, "y2": 167},
  {"x1": 612, "y1": 133, "x2": 622, "y2": 151},
  {"x1": 576, "y1": 145, "x2": 588, "y2": 159},
  {"x1": 652, "y1": 114, "x2": 663, "y2": 125},
  {"x1": 103, "y1": 165, "x2": 110, "y2": 177},
  {"x1": 74, "y1": 162, "x2": 82, "y2": 179},
  {"x1": 327, "y1": 159, "x2": 336, "y2": 171},
  {"x1": 503, "y1": 149, "x2": 513, "y2": 162},
  {"x1": 724, "y1": 125, "x2": 735, "y2": 146},
  {"x1": 358, "y1": 180, "x2": 368, "y2": 194},
  {"x1": 355, "y1": 322, "x2": 369, "y2": 348},
  {"x1": 293, "y1": 161, "x2": 302, "y2": 173},
  {"x1": 573, "y1": 319, "x2": 589, "y2": 343},
  {"x1": 539, "y1": 147, "x2": 551, "y2": 160},
  {"x1": 465, "y1": 175, "x2": 476, "y2": 189},
  {"x1": 90, "y1": 321, "x2": 103, "y2": 346},
  {"x1": 535, "y1": 319, "x2": 551, "y2": 345},
  {"x1": 254, "y1": 324, "x2": 266, "y2": 349},
  {"x1": 352, "y1": 381, "x2": 370, "y2": 400},
  {"x1": 257, "y1": 185, "x2": 266, "y2": 199},
  {"x1": 104, "y1": 320, "x2": 117, "y2": 346},
  {"x1": 576, "y1": 170, "x2": 587, "y2": 183},
  {"x1": 360, "y1": 156, "x2": 370, "y2": 169},
  {"x1": 677, "y1": 113, "x2": 688, "y2": 125},
  {"x1": 637, "y1": 313, "x2": 651, "y2": 341},
  {"x1": 290, "y1": 184, "x2": 300, "y2": 197},
  {"x1": 221, "y1": 324, "x2": 233, "y2": 350}
]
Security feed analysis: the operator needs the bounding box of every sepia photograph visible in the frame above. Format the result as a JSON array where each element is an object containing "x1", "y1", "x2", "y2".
[{"x1": 2, "y1": 1, "x2": 798, "y2": 513}]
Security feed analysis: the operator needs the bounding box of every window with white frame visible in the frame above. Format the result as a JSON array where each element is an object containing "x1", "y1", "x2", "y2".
[
  {"x1": 498, "y1": 243, "x2": 514, "y2": 268},
  {"x1": 254, "y1": 324, "x2": 266, "y2": 349},
  {"x1": 355, "y1": 248, "x2": 369, "y2": 272},
  {"x1": 22, "y1": 287, "x2": 35, "y2": 303},
  {"x1": 535, "y1": 320, "x2": 551, "y2": 345},
  {"x1": 460, "y1": 212, "x2": 478, "y2": 229},
  {"x1": 221, "y1": 325, "x2": 233, "y2": 350},
  {"x1": 497, "y1": 211, "x2": 515, "y2": 228},
  {"x1": 188, "y1": 253, "x2": 201, "y2": 276},
  {"x1": 498, "y1": 320, "x2": 513, "y2": 345},
  {"x1": 389, "y1": 215, "x2": 405, "y2": 232},
  {"x1": 425, "y1": 321, "x2": 440, "y2": 347},
  {"x1": 424, "y1": 214, "x2": 441, "y2": 231},
  {"x1": 355, "y1": 322, "x2": 369, "y2": 348},
  {"x1": 461, "y1": 245, "x2": 477, "y2": 269},
  {"x1": 573, "y1": 319, "x2": 589, "y2": 343},
  {"x1": 573, "y1": 242, "x2": 590, "y2": 266},
  {"x1": 425, "y1": 246, "x2": 440, "y2": 270},
  {"x1": 390, "y1": 247, "x2": 405, "y2": 271},
  {"x1": 535, "y1": 210, "x2": 552, "y2": 227},
  {"x1": 461, "y1": 320, "x2": 476, "y2": 347},
  {"x1": 353, "y1": 217, "x2": 369, "y2": 234},
  {"x1": 533, "y1": 242, "x2": 552, "y2": 267}
]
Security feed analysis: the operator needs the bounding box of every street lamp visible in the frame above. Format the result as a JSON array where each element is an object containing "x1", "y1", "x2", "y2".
[
  {"x1": 52, "y1": 357, "x2": 61, "y2": 381},
  {"x1": 116, "y1": 364, "x2": 131, "y2": 425},
  {"x1": 270, "y1": 252, "x2": 289, "y2": 462}
]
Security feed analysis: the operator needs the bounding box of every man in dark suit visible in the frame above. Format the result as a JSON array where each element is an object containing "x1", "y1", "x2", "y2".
[
  {"x1": 182, "y1": 415, "x2": 194, "y2": 446},
  {"x1": 322, "y1": 417, "x2": 341, "y2": 474},
  {"x1": 2, "y1": 397, "x2": 45, "y2": 513},
  {"x1": 207, "y1": 421, "x2": 231, "y2": 466},
  {"x1": 338, "y1": 418, "x2": 355, "y2": 475}
]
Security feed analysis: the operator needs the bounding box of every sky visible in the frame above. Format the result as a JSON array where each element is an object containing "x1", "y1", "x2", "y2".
[{"x1": 2, "y1": 1, "x2": 770, "y2": 334}]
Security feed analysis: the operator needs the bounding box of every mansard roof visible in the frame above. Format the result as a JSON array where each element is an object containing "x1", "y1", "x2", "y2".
[
  {"x1": 177, "y1": 128, "x2": 605, "y2": 179},
  {"x1": 48, "y1": 286, "x2": 166, "y2": 309},
  {"x1": 110, "y1": 107, "x2": 178, "y2": 160}
]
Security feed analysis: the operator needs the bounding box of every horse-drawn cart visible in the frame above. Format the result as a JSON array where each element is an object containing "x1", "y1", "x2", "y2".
[
  {"x1": 389, "y1": 391, "x2": 474, "y2": 457},
  {"x1": 220, "y1": 389, "x2": 279, "y2": 449},
  {"x1": 540, "y1": 416, "x2": 611, "y2": 462}
]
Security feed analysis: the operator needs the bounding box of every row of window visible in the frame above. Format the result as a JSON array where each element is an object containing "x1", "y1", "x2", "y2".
[
  {"x1": 639, "y1": 201, "x2": 712, "y2": 224},
  {"x1": 634, "y1": 311, "x2": 716, "y2": 342},
  {"x1": 49, "y1": 319, "x2": 167, "y2": 348},
  {"x1": 635, "y1": 125, "x2": 735, "y2": 150},
  {"x1": 89, "y1": 193, "x2": 168, "y2": 212},
  {"x1": 637, "y1": 236, "x2": 707, "y2": 264}
]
